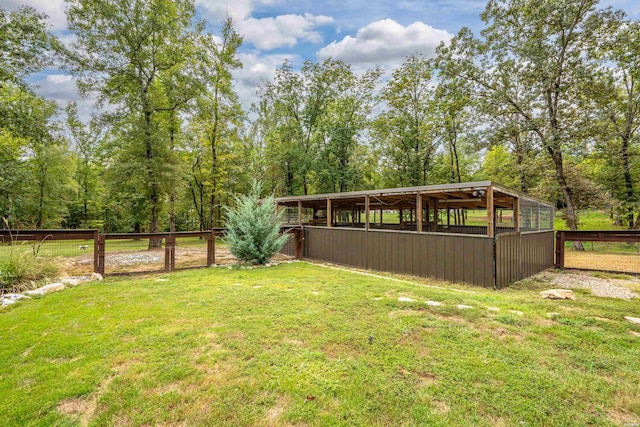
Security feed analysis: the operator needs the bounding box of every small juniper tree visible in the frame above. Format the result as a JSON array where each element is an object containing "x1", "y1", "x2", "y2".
[{"x1": 224, "y1": 181, "x2": 289, "y2": 265}]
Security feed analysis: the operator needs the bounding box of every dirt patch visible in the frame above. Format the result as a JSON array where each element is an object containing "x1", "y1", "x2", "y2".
[
  {"x1": 264, "y1": 396, "x2": 289, "y2": 426},
  {"x1": 608, "y1": 408, "x2": 640, "y2": 426},
  {"x1": 432, "y1": 400, "x2": 450, "y2": 415},
  {"x1": 494, "y1": 328, "x2": 524, "y2": 342},
  {"x1": 416, "y1": 372, "x2": 438, "y2": 387},
  {"x1": 389, "y1": 309, "x2": 422, "y2": 319}
]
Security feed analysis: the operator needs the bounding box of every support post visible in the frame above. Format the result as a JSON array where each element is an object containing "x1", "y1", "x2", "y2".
[
  {"x1": 555, "y1": 231, "x2": 565, "y2": 268},
  {"x1": 294, "y1": 228, "x2": 303, "y2": 259},
  {"x1": 98, "y1": 234, "x2": 105, "y2": 275},
  {"x1": 399, "y1": 208, "x2": 403, "y2": 226},
  {"x1": 487, "y1": 186, "x2": 494, "y2": 238},
  {"x1": 165, "y1": 235, "x2": 176, "y2": 272},
  {"x1": 431, "y1": 198, "x2": 438, "y2": 232},
  {"x1": 207, "y1": 230, "x2": 216, "y2": 266},
  {"x1": 513, "y1": 198, "x2": 520, "y2": 233},
  {"x1": 327, "y1": 198, "x2": 332, "y2": 228},
  {"x1": 298, "y1": 200, "x2": 303, "y2": 225},
  {"x1": 93, "y1": 230, "x2": 99, "y2": 273},
  {"x1": 416, "y1": 192, "x2": 423, "y2": 233},
  {"x1": 379, "y1": 209, "x2": 383, "y2": 225},
  {"x1": 365, "y1": 196, "x2": 370, "y2": 231}
]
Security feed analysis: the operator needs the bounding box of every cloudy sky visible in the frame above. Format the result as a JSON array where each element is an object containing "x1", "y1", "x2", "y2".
[{"x1": 2, "y1": 0, "x2": 639, "y2": 120}]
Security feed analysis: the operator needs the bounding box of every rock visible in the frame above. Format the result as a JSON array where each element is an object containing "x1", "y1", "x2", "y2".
[
  {"x1": 425, "y1": 301, "x2": 441, "y2": 306},
  {"x1": 457, "y1": 304, "x2": 473, "y2": 309},
  {"x1": 508, "y1": 310, "x2": 524, "y2": 316},
  {"x1": 373, "y1": 297, "x2": 383, "y2": 300},
  {"x1": 624, "y1": 316, "x2": 640, "y2": 325},
  {"x1": 546, "y1": 312, "x2": 560, "y2": 318},
  {"x1": 3, "y1": 293, "x2": 30, "y2": 302},
  {"x1": 60, "y1": 278, "x2": 80, "y2": 287},
  {"x1": 631, "y1": 331, "x2": 640, "y2": 337},
  {"x1": 487, "y1": 307, "x2": 500, "y2": 312},
  {"x1": 540, "y1": 289, "x2": 576, "y2": 300},
  {"x1": 90, "y1": 272, "x2": 104, "y2": 281},
  {"x1": 398, "y1": 297, "x2": 417, "y2": 302},
  {"x1": 24, "y1": 283, "x2": 65, "y2": 296},
  {"x1": 1, "y1": 298, "x2": 16, "y2": 306}
]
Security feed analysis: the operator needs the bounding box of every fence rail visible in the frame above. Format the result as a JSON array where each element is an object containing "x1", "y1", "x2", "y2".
[
  {"x1": 1, "y1": 227, "x2": 303, "y2": 276},
  {"x1": 555, "y1": 230, "x2": 640, "y2": 274}
]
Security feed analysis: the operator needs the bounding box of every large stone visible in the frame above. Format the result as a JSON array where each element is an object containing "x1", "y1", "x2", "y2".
[
  {"x1": 540, "y1": 289, "x2": 576, "y2": 300},
  {"x1": 24, "y1": 283, "x2": 65, "y2": 296},
  {"x1": 60, "y1": 277, "x2": 80, "y2": 287},
  {"x1": 624, "y1": 316, "x2": 640, "y2": 325},
  {"x1": 3, "y1": 293, "x2": 30, "y2": 302},
  {"x1": 425, "y1": 301, "x2": 442, "y2": 307},
  {"x1": 398, "y1": 297, "x2": 417, "y2": 302},
  {"x1": 90, "y1": 272, "x2": 104, "y2": 281}
]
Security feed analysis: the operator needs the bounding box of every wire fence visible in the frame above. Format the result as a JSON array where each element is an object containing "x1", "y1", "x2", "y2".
[
  {"x1": 1, "y1": 228, "x2": 301, "y2": 277},
  {"x1": 556, "y1": 230, "x2": 640, "y2": 274}
]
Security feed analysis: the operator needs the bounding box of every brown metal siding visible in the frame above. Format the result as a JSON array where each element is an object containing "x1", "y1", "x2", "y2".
[
  {"x1": 495, "y1": 231, "x2": 554, "y2": 288},
  {"x1": 303, "y1": 227, "x2": 495, "y2": 287}
]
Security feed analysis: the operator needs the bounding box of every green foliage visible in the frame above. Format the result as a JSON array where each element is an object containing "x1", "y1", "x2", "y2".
[
  {"x1": 224, "y1": 182, "x2": 289, "y2": 265},
  {"x1": 0, "y1": 245, "x2": 58, "y2": 291}
]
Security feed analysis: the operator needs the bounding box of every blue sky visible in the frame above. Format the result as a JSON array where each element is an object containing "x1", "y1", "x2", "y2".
[{"x1": 2, "y1": 0, "x2": 639, "y2": 119}]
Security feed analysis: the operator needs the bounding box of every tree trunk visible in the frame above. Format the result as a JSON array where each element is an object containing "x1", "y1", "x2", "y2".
[
  {"x1": 621, "y1": 135, "x2": 635, "y2": 229},
  {"x1": 144, "y1": 108, "x2": 162, "y2": 249}
]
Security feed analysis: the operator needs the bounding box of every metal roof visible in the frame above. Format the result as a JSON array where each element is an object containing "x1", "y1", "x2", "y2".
[{"x1": 273, "y1": 181, "x2": 553, "y2": 209}]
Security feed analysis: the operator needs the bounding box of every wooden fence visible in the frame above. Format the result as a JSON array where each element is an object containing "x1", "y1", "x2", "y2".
[
  {"x1": 555, "y1": 230, "x2": 640, "y2": 274},
  {"x1": 1, "y1": 228, "x2": 303, "y2": 276}
]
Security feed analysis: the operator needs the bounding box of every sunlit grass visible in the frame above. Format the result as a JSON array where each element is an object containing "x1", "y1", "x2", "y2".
[{"x1": 1, "y1": 263, "x2": 638, "y2": 426}]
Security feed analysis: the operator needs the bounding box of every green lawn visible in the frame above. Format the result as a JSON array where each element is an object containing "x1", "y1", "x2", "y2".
[{"x1": 1, "y1": 263, "x2": 638, "y2": 426}]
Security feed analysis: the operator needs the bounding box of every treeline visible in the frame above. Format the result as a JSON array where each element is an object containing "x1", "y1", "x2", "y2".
[{"x1": 1, "y1": 0, "x2": 639, "y2": 234}]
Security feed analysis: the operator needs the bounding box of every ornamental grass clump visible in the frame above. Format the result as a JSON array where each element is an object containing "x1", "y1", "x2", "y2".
[{"x1": 224, "y1": 182, "x2": 289, "y2": 265}]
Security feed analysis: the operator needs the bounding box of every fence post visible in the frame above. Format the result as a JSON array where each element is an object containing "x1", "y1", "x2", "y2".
[
  {"x1": 294, "y1": 228, "x2": 303, "y2": 259},
  {"x1": 98, "y1": 234, "x2": 105, "y2": 275},
  {"x1": 93, "y1": 230, "x2": 99, "y2": 273},
  {"x1": 555, "y1": 231, "x2": 564, "y2": 268},
  {"x1": 164, "y1": 235, "x2": 176, "y2": 272},
  {"x1": 207, "y1": 230, "x2": 216, "y2": 266}
]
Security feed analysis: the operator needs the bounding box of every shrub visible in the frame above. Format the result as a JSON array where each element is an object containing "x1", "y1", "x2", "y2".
[
  {"x1": 0, "y1": 242, "x2": 59, "y2": 293},
  {"x1": 224, "y1": 181, "x2": 289, "y2": 265}
]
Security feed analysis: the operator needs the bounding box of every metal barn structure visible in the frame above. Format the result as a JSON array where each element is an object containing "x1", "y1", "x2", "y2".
[{"x1": 276, "y1": 181, "x2": 555, "y2": 288}]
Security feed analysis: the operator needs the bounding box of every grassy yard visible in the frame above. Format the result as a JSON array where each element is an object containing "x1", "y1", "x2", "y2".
[{"x1": 1, "y1": 263, "x2": 639, "y2": 426}]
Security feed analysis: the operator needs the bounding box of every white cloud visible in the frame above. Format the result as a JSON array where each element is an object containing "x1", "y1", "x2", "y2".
[
  {"x1": 317, "y1": 19, "x2": 453, "y2": 68},
  {"x1": 233, "y1": 52, "x2": 298, "y2": 111},
  {"x1": 34, "y1": 73, "x2": 96, "y2": 122},
  {"x1": 237, "y1": 13, "x2": 333, "y2": 50},
  {"x1": 0, "y1": 0, "x2": 68, "y2": 30}
]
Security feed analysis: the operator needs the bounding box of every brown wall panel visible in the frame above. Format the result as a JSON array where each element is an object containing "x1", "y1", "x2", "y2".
[
  {"x1": 304, "y1": 227, "x2": 495, "y2": 287},
  {"x1": 495, "y1": 231, "x2": 554, "y2": 288}
]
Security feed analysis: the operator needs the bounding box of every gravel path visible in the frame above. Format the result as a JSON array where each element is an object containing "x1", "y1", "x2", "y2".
[{"x1": 535, "y1": 271, "x2": 639, "y2": 300}]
